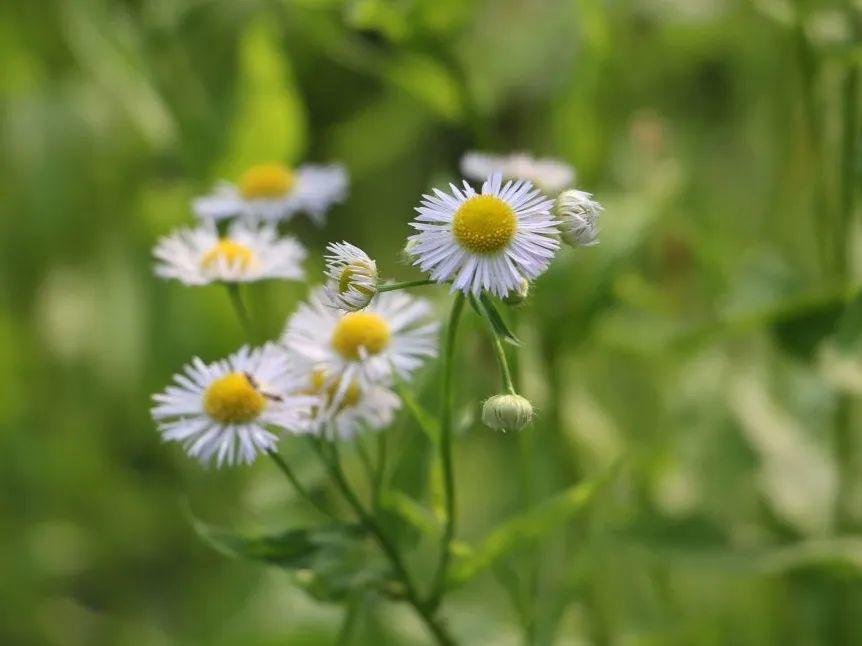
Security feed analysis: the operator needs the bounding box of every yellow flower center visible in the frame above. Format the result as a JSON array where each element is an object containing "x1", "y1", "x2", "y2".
[
  {"x1": 238, "y1": 164, "x2": 296, "y2": 199},
  {"x1": 331, "y1": 312, "x2": 391, "y2": 360},
  {"x1": 339, "y1": 262, "x2": 375, "y2": 295},
  {"x1": 201, "y1": 238, "x2": 257, "y2": 271},
  {"x1": 308, "y1": 370, "x2": 362, "y2": 410},
  {"x1": 452, "y1": 195, "x2": 517, "y2": 254},
  {"x1": 203, "y1": 372, "x2": 267, "y2": 424}
]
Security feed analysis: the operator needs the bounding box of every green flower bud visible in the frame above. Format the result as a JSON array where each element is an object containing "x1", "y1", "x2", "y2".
[
  {"x1": 400, "y1": 239, "x2": 418, "y2": 265},
  {"x1": 482, "y1": 393, "x2": 533, "y2": 432},
  {"x1": 503, "y1": 278, "x2": 530, "y2": 306}
]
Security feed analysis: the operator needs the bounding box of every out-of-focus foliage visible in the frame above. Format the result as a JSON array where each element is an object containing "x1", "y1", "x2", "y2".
[{"x1": 1, "y1": 0, "x2": 861, "y2": 644}]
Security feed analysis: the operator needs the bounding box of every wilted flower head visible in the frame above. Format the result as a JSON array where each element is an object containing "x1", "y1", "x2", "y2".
[
  {"x1": 193, "y1": 162, "x2": 348, "y2": 225},
  {"x1": 323, "y1": 241, "x2": 379, "y2": 311},
  {"x1": 461, "y1": 151, "x2": 575, "y2": 195},
  {"x1": 482, "y1": 393, "x2": 534, "y2": 432},
  {"x1": 554, "y1": 189, "x2": 602, "y2": 247}
]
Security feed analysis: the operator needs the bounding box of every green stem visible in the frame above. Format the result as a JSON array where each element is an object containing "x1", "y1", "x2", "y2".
[
  {"x1": 313, "y1": 438, "x2": 456, "y2": 645},
  {"x1": 355, "y1": 436, "x2": 379, "y2": 508},
  {"x1": 225, "y1": 283, "x2": 254, "y2": 341},
  {"x1": 838, "y1": 36, "x2": 858, "y2": 284},
  {"x1": 267, "y1": 451, "x2": 338, "y2": 521},
  {"x1": 337, "y1": 593, "x2": 363, "y2": 645},
  {"x1": 792, "y1": 8, "x2": 830, "y2": 274},
  {"x1": 479, "y1": 305, "x2": 517, "y2": 395},
  {"x1": 481, "y1": 301, "x2": 538, "y2": 639},
  {"x1": 375, "y1": 432, "x2": 388, "y2": 503},
  {"x1": 429, "y1": 293, "x2": 466, "y2": 608},
  {"x1": 376, "y1": 279, "x2": 436, "y2": 293},
  {"x1": 835, "y1": 4, "x2": 859, "y2": 532}
]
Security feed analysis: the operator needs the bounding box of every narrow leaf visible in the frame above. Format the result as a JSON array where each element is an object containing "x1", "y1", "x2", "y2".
[
  {"x1": 447, "y1": 461, "x2": 621, "y2": 588},
  {"x1": 380, "y1": 490, "x2": 440, "y2": 537},
  {"x1": 479, "y1": 292, "x2": 521, "y2": 346},
  {"x1": 395, "y1": 382, "x2": 439, "y2": 444},
  {"x1": 834, "y1": 290, "x2": 862, "y2": 353}
]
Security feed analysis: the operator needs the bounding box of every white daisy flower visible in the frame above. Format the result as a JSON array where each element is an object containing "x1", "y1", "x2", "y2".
[
  {"x1": 151, "y1": 345, "x2": 316, "y2": 467},
  {"x1": 299, "y1": 368, "x2": 401, "y2": 440},
  {"x1": 153, "y1": 221, "x2": 306, "y2": 286},
  {"x1": 323, "y1": 241, "x2": 379, "y2": 311},
  {"x1": 407, "y1": 172, "x2": 559, "y2": 298},
  {"x1": 282, "y1": 287, "x2": 438, "y2": 388},
  {"x1": 554, "y1": 189, "x2": 603, "y2": 247},
  {"x1": 461, "y1": 151, "x2": 575, "y2": 195},
  {"x1": 193, "y1": 162, "x2": 348, "y2": 225}
]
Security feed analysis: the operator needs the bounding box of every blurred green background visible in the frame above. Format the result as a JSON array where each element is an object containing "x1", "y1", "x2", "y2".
[{"x1": 2, "y1": 0, "x2": 862, "y2": 644}]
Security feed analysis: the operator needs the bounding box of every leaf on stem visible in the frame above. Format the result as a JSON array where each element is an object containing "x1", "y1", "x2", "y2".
[
  {"x1": 379, "y1": 490, "x2": 440, "y2": 538},
  {"x1": 445, "y1": 461, "x2": 621, "y2": 588},
  {"x1": 478, "y1": 292, "x2": 521, "y2": 346},
  {"x1": 394, "y1": 381, "x2": 440, "y2": 444},
  {"x1": 190, "y1": 515, "x2": 396, "y2": 602},
  {"x1": 834, "y1": 289, "x2": 862, "y2": 353}
]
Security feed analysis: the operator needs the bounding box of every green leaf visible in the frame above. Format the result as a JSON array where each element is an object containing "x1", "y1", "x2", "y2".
[
  {"x1": 191, "y1": 517, "x2": 321, "y2": 568},
  {"x1": 772, "y1": 299, "x2": 845, "y2": 360},
  {"x1": 217, "y1": 17, "x2": 307, "y2": 177},
  {"x1": 447, "y1": 461, "x2": 621, "y2": 588},
  {"x1": 394, "y1": 381, "x2": 439, "y2": 444},
  {"x1": 834, "y1": 289, "x2": 862, "y2": 353},
  {"x1": 379, "y1": 490, "x2": 440, "y2": 538},
  {"x1": 671, "y1": 287, "x2": 848, "y2": 357},
  {"x1": 478, "y1": 292, "x2": 521, "y2": 346},
  {"x1": 384, "y1": 53, "x2": 463, "y2": 122},
  {"x1": 190, "y1": 517, "x2": 394, "y2": 602}
]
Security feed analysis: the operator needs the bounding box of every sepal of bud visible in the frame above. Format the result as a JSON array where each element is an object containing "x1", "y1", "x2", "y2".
[{"x1": 503, "y1": 278, "x2": 530, "y2": 306}]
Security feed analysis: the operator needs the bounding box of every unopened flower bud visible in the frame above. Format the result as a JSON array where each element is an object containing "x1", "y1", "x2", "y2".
[
  {"x1": 482, "y1": 393, "x2": 533, "y2": 432},
  {"x1": 554, "y1": 189, "x2": 602, "y2": 247},
  {"x1": 400, "y1": 238, "x2": 418, "y2": 265},
  {"x1": 323, "y1": 241, "x2": 378, "y2": 311},
  {"x1": 503, "y1": 278, "x2": 530, "y2": 306}
]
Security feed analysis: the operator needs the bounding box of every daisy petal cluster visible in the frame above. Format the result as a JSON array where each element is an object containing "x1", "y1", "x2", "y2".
[
  {"x1": 295, "y1": 365, "x2": 403, "y2": 440},
  {"x1": 461, "y1": 151, "x2": 575, "y2": 195},
  {"x1": 193, "y1": 163, "x2": 348, "y2": 225},
  {"x1": 151, "y1": 345, "x2": 316, "y2": 467},
  {"x1": 323, "y1": 241, "x2": 379, "y2": 311},
  {"x1": 283, "y1": 287, "x2": 438, "y2": 389},
  {"x1": 408, "y1": 172, "x2": 559, "y2": 298},
  {"x1": 153, "y1": 222, "x2": 305, "y2": 285}
]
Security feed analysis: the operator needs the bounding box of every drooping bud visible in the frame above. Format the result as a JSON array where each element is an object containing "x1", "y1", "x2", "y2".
[
  {"x1": 323, "y1": 241, "x2": 379, "y2": 311},
  {"x1": 503, "y1": 278, "x2": 530, "y2": 306},
  {"x1": 554, "y1": 189, "x2": 602, "y2": 247},
  {"x1": 482, "y1": 393, "x2": 534, "y2": 432}
]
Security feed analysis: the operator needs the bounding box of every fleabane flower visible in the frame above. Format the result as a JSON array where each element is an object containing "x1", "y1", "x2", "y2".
[
  {"x1": 153, "y1": 222, "x2": 306, "y2": 285},
  {"x1": 554, "y1": 189, "x2": 602, "y2": 247},
  {"x1": 299, "y1": 368, "x2": 401, "y2": 440},
  {"x1": 193, "y1": 162, "x2": 348, "y2": 225},
  {"x1": 461, "y1": 151, "x2": 575, "y2": 195},
  {"x1": 407, "y1": 173, "x2": 559, "y2": 298},
  {"x1": 151, "y1": 345, "x2": 316, "y2": 467},
  {"x1": 282, "y1": 287, "x2": 438, "y2": 388},
  {"x1": 323, "y1": 241, "x2": 379, "y2": 311}
]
